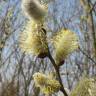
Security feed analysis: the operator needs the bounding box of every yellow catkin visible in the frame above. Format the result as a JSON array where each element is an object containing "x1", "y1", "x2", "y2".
[
  {"x1": 33, "y1": 72, "x2": 47, "y2": 87},
  {"x1": 52, "y1": 29, "x2": 78, "y2": 65},
  {"x1": 42, "y1": 79, "x2": 61, "y2": 94},
  {"x1": 19, "y1": 20, "x2": 48, "y2": 58},
  {"x1": 70, "y1": 77, "x2": 96, "y2": 96},
  {"x1": 33, "y1": 72, "x2": 61, "y2": 95}
]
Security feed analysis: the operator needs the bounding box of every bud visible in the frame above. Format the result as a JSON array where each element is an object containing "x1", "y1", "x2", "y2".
[
  {"x1": 33, "y1": 72, "x2": 61, "y2": 94},
  {"x1": 52, "y1": 29, "x2": 78, "y2": 66},
  {"x1": 19, "y1": 20, "x2": 48, "y2": 58}
]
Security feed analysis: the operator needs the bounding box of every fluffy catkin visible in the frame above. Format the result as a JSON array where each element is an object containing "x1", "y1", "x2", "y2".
[
  {"x1": 33, "y1": 72, "x2": 61, "y2": 95},
  {"x1": 70, "y1": 77, "x2": 96, "y2": 96},
  {"x1": 52, "y1": 29, "x2": 78, "y2": 66},
  {"x1": 21, "y1": 0, "x2": 47, "y2": 22},
  {"x1": 19, "y1": 20, "x2": 48, "y2": 58}
]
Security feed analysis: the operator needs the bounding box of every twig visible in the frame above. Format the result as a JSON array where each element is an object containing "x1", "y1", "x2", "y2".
[
  {"x1": 47, "y1": 50, "x2": 68, "y2": 96},
  {"x1": 89, "y1": 1, "x2": 96, "y2": 16},
  {"x1": 79, "y1": 47, "x2": 96, "y2": 65}
]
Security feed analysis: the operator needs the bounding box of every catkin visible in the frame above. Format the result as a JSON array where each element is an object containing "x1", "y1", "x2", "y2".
[{"x1": 21, "y1": 0, "x2": 47, "y2": 22}]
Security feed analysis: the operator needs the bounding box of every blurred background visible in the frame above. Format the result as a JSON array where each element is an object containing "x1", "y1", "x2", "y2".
[{"x1": 0, "y1": 0, "x2": 96, "y2": 96}]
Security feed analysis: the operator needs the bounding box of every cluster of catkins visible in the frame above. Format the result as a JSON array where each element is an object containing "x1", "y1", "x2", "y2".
[
  {"x1": 20, "y1": 0, "x2": 48, "y2": 58},
  {"x1": 19, "y1": 0, "x2": 79, "y2": 95}
]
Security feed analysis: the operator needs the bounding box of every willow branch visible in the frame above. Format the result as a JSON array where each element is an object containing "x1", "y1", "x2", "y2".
[{"x1": 47, "y1": 49, "x2": 68, "y2": 96}]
